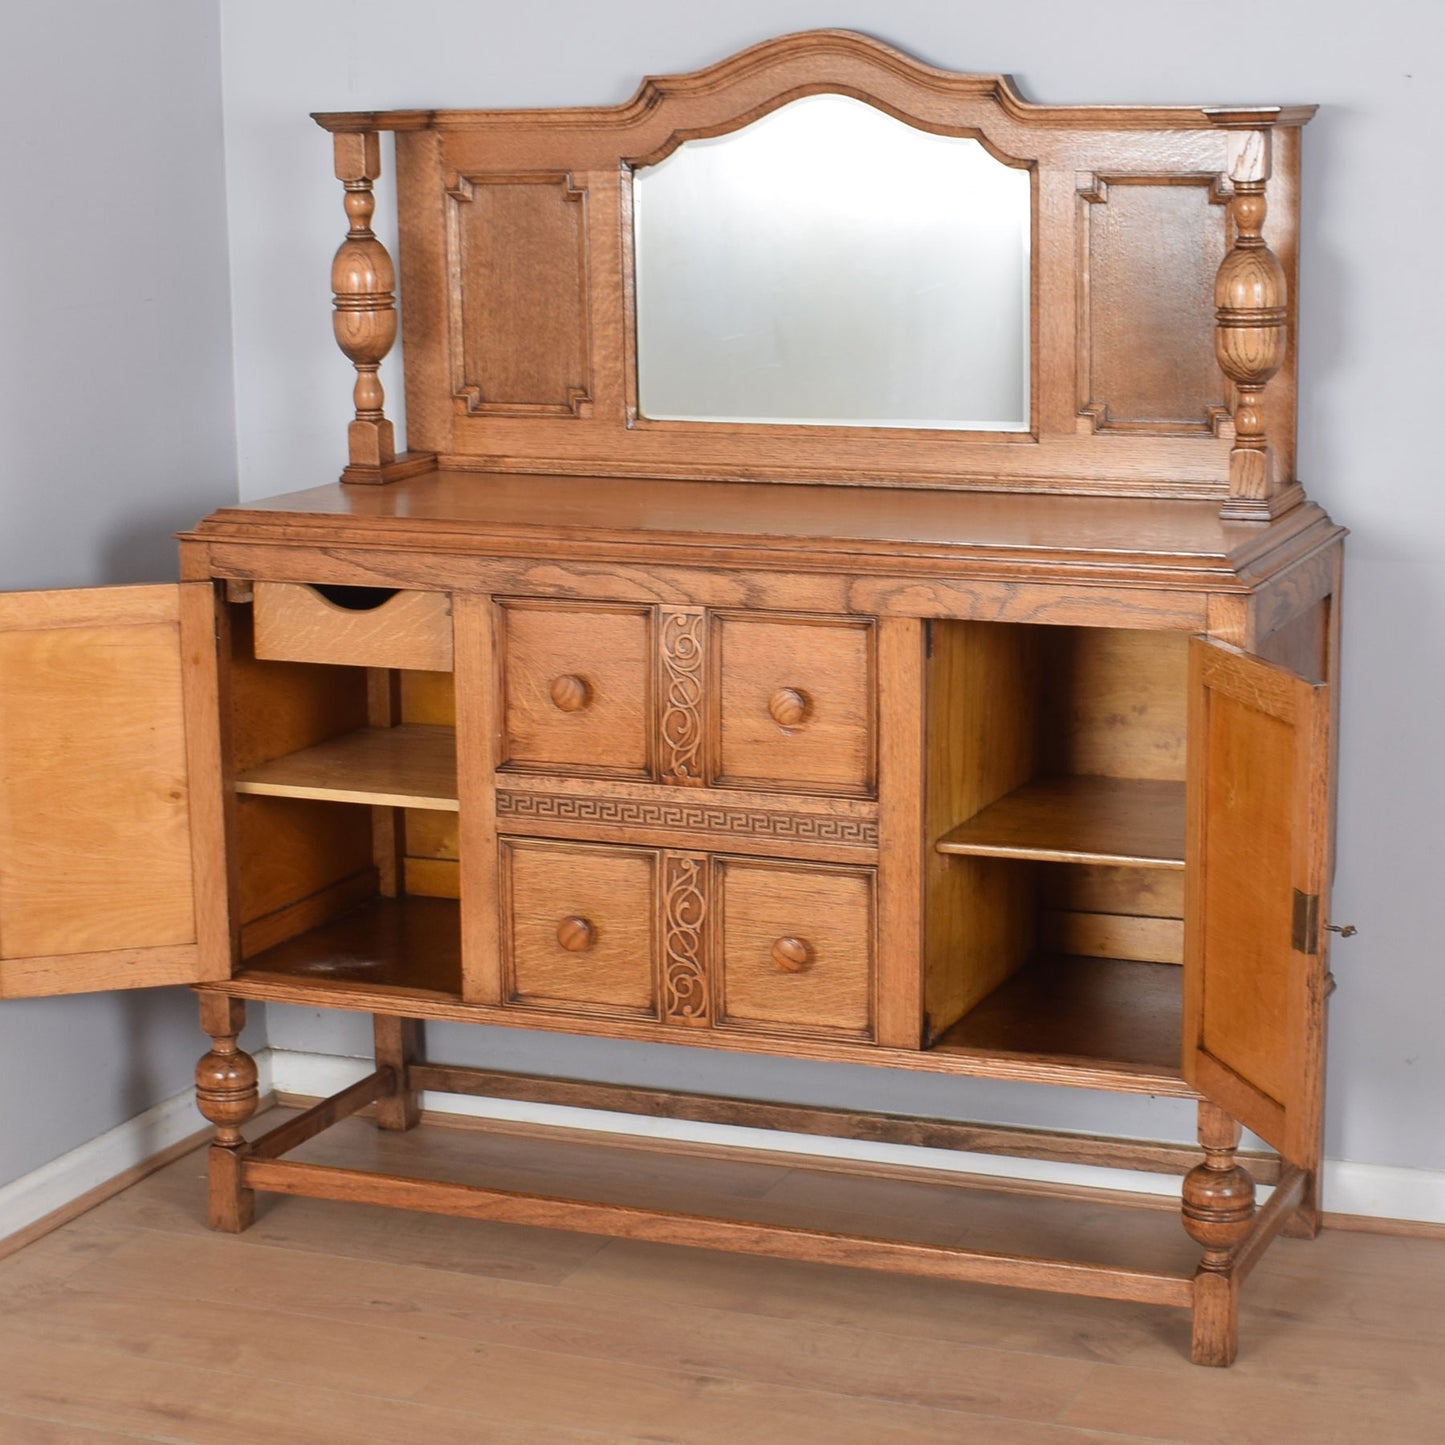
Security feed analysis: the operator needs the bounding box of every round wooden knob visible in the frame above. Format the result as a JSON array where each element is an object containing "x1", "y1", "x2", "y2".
[
  {"x1": 550, "y1": 674, "x2": 591, "y2": 712},
  {"x1": 768, "y1": 687, "x2": 810, "y2": 728},
  {"x1": 556, "y1": 916, "x2": 595, "y2": 952},
  {"x1": 771, "y1": 936, "x2": 811, "y2": 973}
]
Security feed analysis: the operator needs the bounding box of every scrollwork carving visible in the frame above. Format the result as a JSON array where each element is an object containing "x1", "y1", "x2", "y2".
[
  {"x1": 659, "y1": 608, "x2": 706, "y2": 785},
  {"x1": 662, "y1": 852, "x2": 709, "y2": 1025}
]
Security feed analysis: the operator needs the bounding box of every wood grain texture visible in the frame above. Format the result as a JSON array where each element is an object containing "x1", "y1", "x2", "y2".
[
  {"x1": 496, "y1": 598, "x2": 654, "y2": 779},
  {"x1": 923, "y1": 621, "x2": 1040, "y2": 1036},
  {"x1": 253, "y1": 583, "x2": 453, "y2": 671},
  {"x1": 932, "y1": 955, "x2": 1183, "y2": 1080},
  {"x1": 448, "y1": 173, "x2": 592, "y2": 417},
  {"x1": 451, "y1": 591, "x2": 501, "y2": 1003},
  {"x1": 235, "y1": 724, "x2": 458, "y2": 810},
  {"x1": 239, "y1": 896, "x2": 462, "y2": 999},
  {"x1": 1079, "y1": 176, "x2": 1229, "y2": 434},
  {"x1": 0, "y1": 585, "x2": 198, "y2": 992},
  {"x1": 1184, "y1": 638, "x2": 1331, "y2": 1163},
  {"x1": 710, "y1": 613, "x2": 875, "y2": 796},
  {"x1": 712, "y1": 856, "x2": 874, "y2": 1042},
  {"x1": 936, "y1": 776, "x2": 1185, "y2": 868},
  {"x1": 875, "y1": 617, "x2": 926, "y2": 1048},
  {"x1": 500, "y1": 838, "x2": 659, "y2": 1019}
]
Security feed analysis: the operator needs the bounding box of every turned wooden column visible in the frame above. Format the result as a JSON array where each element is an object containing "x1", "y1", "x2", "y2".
[
  {"x1": 195, "y1": 994, "x2": 259, "y2": 1233},
  {"x1": 1183, "y1": 1100, "x2": 1257, "y2": 1366},
  {"x1": 329, "y1": 130, "x2": 432, "y2": 486},
  {"x1": 1213, "y1": 126, "x2": 1290, "y2": 521}
]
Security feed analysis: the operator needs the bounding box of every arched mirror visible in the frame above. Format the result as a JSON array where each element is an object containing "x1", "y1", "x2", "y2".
[{"x1": 631, "y1": 93, "x2": 1031, "y2": 432}]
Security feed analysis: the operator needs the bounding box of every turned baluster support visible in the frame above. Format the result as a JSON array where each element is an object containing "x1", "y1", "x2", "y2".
[
  {"x1": 328, "y1": 130, "x2": 431, "y2": 486},
  {"x1": 1183, "y1": 1100, "x2": 1257, "y2": 1366},
  {"x1": 195, "y1": 995, "x2": 259, "y2": 1233},
  {"x1": 1212, "y1": 125, "x2": 1291, "y2": 521}
]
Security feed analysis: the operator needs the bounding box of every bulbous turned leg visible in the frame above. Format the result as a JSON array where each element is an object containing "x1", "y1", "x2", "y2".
[
  {"x1": 195, "y1": 995, "x2": 259, "y2": 1233},
  {"x1": 1183, "y1": 1101, "x2": 1256, "y2": 1366}
]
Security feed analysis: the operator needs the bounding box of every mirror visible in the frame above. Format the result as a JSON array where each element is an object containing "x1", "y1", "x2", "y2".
[{"x1": 632, "y1": 94, "x2": 1030, "y2": 432}]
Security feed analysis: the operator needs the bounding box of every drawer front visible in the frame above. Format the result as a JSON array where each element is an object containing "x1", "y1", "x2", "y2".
[
  {"x1": 712, "y1": 614, "x2": 874, "y2": 795},
  {"x1": 253, "y1": 583, "x2": 453, "y2": 671},
  {"x1": 714, "y1": 857, "x2": 874, "y2": 1040},
  {"x1": 498, "y1": 600, "x2": 652, "y2": 779},
  {"x1": 501, "y1": 838, "x2": 657, "y2": 1018}
]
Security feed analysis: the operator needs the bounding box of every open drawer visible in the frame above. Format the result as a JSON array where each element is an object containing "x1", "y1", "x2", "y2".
[{"x1": 252, "y1": 582, "x2": 453, "y2": 671}]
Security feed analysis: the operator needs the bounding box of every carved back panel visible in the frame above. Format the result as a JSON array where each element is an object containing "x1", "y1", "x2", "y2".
[{"x1": 315, "y1": 30, "x2": 1312, "y2": 515}]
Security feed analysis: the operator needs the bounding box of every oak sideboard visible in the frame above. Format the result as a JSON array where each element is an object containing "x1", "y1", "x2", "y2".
[{"x1": 0, "y1": 32, "x2": 1343, "y2": 1365}]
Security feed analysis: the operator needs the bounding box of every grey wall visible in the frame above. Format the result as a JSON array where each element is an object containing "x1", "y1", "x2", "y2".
[
  {"x1": 224, "y1": 1, "x2": 1443, "y2": 1171},
  {"x1": 0, "y1": 2, "x2": 239, "y2": 1187}
]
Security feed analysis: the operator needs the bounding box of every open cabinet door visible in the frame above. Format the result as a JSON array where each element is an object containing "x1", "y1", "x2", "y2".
[
  {"x1": 1183, "y1": 636, "x2": 1331, "y2": 1164},
  {"x1": 0, "y1": 584, "x2": 227, "y2": 997}
]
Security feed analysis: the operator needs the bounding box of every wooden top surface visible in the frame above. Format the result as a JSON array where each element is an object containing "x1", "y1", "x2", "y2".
[{"x1": 193, "y1": 472, "x2": 1341, "y2": 579}]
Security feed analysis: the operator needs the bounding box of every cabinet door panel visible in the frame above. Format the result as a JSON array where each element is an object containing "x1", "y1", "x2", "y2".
[
  {"x1": 0, "y1": 584, "x2": 220, "y2": 997},
  {"x1": 1183, "y1": 637, "x2": 1329, "y2": 1163}
]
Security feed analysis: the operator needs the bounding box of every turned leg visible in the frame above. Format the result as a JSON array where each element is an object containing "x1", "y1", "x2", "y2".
[
  {"x1": 373, "y1": 1015, "x2": 422, "y2": 1131},
  {"x1": 194, "y1": 995, "x2": 259, "y2": 1233},
  {"x1": 1182, "y1": 1101, "x2": 1256, "y2": 1366}
]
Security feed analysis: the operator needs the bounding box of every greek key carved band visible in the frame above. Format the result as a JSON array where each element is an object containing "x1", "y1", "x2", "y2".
[{"x1": 495, "y1": 789, "x2": 878, "y2": 848}]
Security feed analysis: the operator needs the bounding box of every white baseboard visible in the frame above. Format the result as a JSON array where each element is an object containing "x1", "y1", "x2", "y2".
[
  {"x1": 5, "y1": 1046, "x2": 1440, "y2": 1244},
  {"x1": 268, "y1": 1048, "x2": 1445, "y2": 1227},
  {"x1": 0, "y1": 1050, "x2": 276, "y2": 1246}
]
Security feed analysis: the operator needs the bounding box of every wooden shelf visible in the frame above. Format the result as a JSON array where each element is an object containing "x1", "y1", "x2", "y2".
[
  {"x1": 929, "y1": 955, "x2": 1183, "y2": 1081},
  {"x1": 239, "y1": 895, "x2": 462, "y2": 999},
  {"x1": 935, "y1": 776, "x2": 1185, "y2": 869},
  {"x1": 235, "y1": 724, "x2": 458, "y2": 811}
]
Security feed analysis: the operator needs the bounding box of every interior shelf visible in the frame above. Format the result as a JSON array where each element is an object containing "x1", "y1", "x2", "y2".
[
  {"x1": 935, "y1": 776, "x2": 1185, "y2": 869},
  {"x1": 238, "y1": 895, "x2": 462, "y2": 999},
  {"x1": 928, "y1": 954, "x2": 1183, "y2": 1080},
  {"x1": 235, "y1": 724, "x2": 458, "y2": 811}
]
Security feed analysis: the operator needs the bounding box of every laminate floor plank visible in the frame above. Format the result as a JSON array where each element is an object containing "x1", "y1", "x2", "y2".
[
  {"x1": 0, "y1": 1289, "x2": 475, "y2": 1403},
  {"x1": 0, "y1": 1330, "x2": 611, "y2": 1445},
  {"x1": 4, "y1": 1124, "x2": 1445, "y2": 1442},
  {"x1": 413, "y1": 1341, "x2": 1121, "y2": 1445},
  {"x1": 60, "y1": 1228, "x2": 1090, "y2": 1423},
  {"x1": 0, "y1": 1415, "x2": 159, "y2": 1444},
  {"x1": 1060, "y1": 1359, "x2": 1445, "y2": 1444}
]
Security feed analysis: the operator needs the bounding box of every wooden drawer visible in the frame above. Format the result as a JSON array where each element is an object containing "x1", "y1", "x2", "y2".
[
  {"x1": 712, "y1": 614, "x2": 874, "y2": 795},
  {"x1": 253, "y1": 583, "x2": 453, "y2": 671},
  {"x1": 498, "y1": 600, "x2": 652, "y2": 779},
  {"x1": 500, "y1": 838, "x2": 658, "y2": 1018},
  {"x1": 714, "y1": 857, "x2": 874, "y2": 1040}
]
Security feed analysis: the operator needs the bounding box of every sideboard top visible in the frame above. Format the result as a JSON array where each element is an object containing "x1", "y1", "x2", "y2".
[{"x1": 193, "y1": 472, "x2": 1342, "y2": 590}]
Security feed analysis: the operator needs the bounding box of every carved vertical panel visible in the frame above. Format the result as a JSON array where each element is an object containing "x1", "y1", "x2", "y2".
[
  {"x1": 659, "y1": 607, "x2": 707, "y2": 786},
  {"x1": 446, "y1": 173, "x2": 592, "y2": 416},
  {"x1": 661, "y1": 851, "x2": 710, "y2": 1026},
  {"x1": 1076, "y1": 174, "x2": 1231, "y2": 435}
]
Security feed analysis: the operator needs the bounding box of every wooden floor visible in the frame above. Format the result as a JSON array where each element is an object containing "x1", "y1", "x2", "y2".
[{"x1": 1, "y1": 1111, "x2": 1442, "y2": 1444}]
